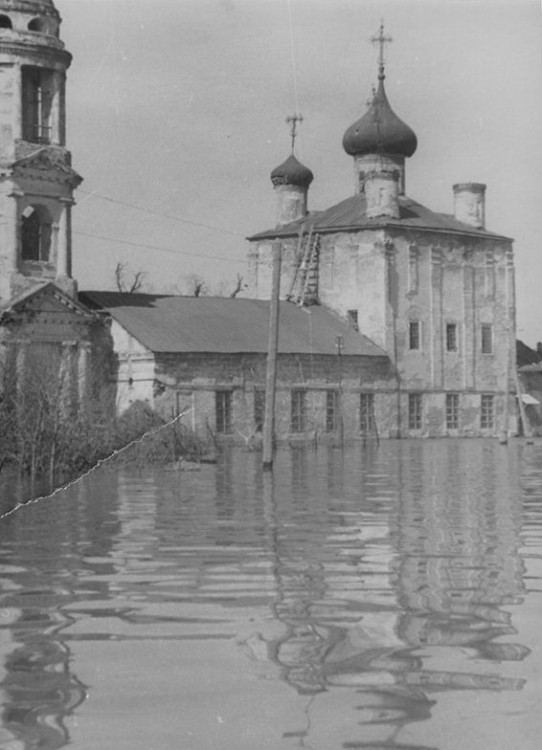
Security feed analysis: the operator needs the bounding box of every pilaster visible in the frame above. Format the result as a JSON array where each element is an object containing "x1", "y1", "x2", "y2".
[{"x1": 430, "y1": 246, "x2": 443, "y2": 387}]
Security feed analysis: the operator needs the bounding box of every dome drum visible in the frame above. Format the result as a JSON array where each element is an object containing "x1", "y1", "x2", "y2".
[
  {"x1": 0, "y1": 0, "x2": 61, "y2": 39},
  {"x1": 0, "y1": 1, "x2": 59, "y2": 20},
  {"x1": 365, "y1": 168, "x2": 401, "y2": 219},
  {"x1": 354, "y1": 152, "x2": 406, "y2": 195}
]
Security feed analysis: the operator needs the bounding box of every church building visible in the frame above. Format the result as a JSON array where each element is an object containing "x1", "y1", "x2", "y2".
[
  {"x1": 247, "y1": 25, "x2": 517, "y2": 438},
  {"x1": 0, "y1": 3, "x2": 518, "y2": 442}
]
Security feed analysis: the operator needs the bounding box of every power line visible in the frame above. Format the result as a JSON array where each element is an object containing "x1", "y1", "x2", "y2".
[
  {"x1": 72, "y1": 228, "x2": 246, "y2": 264},
  {"x1": 287, "y1": 0, "x2": 300, "y2": 113},
  {"x1": 77, "y1": 188, "x2": 245, "y2": 238}
]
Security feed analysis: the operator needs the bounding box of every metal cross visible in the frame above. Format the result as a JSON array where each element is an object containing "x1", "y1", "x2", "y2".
[
  {"x1": 371, "y1": 21, "x2": 392, "y2": 79},
  {"x1": 286, "y1": 113, "x2": 303, "y2": 153}
]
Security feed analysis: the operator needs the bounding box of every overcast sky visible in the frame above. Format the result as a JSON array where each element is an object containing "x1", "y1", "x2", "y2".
[{"x1": 58, "y1": 0, "x2": 542, "y2": 344}]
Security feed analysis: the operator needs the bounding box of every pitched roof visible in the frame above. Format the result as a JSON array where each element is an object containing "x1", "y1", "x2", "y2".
[
  {"x1": 79, "y1": 291, "x2": 387, "y2": 358},
  {"x1": 248, "y1": 194, "x2": 512, "y2": 241},
  {"x1": 517, "y1": 340, "x2": 542, "y2": 369}
]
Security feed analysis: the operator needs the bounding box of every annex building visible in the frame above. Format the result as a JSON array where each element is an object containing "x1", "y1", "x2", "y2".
[{"x1": 0, "y1": 2, "x2": 521, "y2": 442}]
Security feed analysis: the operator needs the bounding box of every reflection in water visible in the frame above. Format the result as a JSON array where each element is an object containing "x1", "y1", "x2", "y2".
[
  {"x1": 255, "y1": 442, "x2": 529, "y2": 749},
  {"x1": 0, "y1": 440, "x2": 540, "y2": 749}
]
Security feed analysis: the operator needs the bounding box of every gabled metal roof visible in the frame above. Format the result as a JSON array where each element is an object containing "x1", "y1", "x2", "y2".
[
  {"x1": 248, "y1": 194, "x2": 512, "y2": 242},
  {"x1": 79, "y1": 292, "x2": 388, "y2": 358}
]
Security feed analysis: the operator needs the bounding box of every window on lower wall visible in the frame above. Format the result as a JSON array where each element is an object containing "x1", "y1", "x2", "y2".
[
  {"x1": 480, "y1": 394, "x2": 494, "y2": 429},
  {"x1": 408, "y1": 393, "x2": 423, "y2": 430},
  {"x1": 291, "y1": 389, "x2": 306, "y2": 433},
  {"x1": 446, "y1": 393, "x2": 459, "y2": 429},
  {"x1": 215, "y1": 390, "x2": 232, "y2": 434},
  {"x1": 326, "y1": 390, "x2": 339, "y2": 432},
  {"x1": 360, "y1": 392, "x2": 375, "y2": 433}
]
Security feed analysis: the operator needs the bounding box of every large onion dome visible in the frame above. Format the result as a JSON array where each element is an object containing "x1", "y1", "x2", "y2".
[
  {"x1": 343, "y1": 79, "x2": 417, "y2": 159},
  {"x1": 270, "y1": 153, "x2": 314, "y2": 189}
]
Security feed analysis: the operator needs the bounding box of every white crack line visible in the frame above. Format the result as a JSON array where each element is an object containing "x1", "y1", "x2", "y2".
[{"x1": 0, "y1": 407, "x2": 193, "y2": 521}]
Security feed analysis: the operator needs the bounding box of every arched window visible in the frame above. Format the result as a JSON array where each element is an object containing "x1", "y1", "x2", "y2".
[
  {"x1": 21, "y1": 205, "x2": 52, "y2": 262},
  {"x1": 0, "y1": 15, "x2": 12, "y2": 28},
  {"x1": 28, "y1": 18, "x2": 45, "y2": 32}
]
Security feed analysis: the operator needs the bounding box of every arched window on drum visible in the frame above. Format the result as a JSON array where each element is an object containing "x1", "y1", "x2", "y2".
[{"x1": 21, "y1": 205, "x2": 53, "y2": 262}]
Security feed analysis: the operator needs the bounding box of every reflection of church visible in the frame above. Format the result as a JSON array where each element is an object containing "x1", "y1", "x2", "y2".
[{"x1": 247, "y1": 445, "x2": 528, "y2": 748}]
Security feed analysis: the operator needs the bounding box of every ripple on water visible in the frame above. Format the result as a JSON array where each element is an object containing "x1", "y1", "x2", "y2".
[{"x1": 0, "y1": 441, "x2": 540, "y2": 749}]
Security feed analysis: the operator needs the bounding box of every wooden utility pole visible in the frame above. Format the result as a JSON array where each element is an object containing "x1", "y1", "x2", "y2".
[
  {"x1": 263, "y1": 240, "x2": 282, "y2": 469},
  {"x1": 336, "y1": 335, "x2": 344, "y2": 449}
]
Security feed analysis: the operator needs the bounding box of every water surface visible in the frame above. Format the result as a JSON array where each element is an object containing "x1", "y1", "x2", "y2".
[{"x1": 0, "y1": 440, "x2": 541, "y2": 750}]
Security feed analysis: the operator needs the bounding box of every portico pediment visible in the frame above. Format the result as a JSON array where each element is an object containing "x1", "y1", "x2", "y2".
[
  {"x1": 1, "y1": 282, "x2": 93, "y2": 321},
  {"x1": 0, "y1": 282, "x2": 95, "y2": 344}
]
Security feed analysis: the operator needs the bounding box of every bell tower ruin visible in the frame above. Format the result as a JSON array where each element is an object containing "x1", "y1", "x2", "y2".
[{"x1": 0, "y1": 0, "x2": 81, "y2": 305}]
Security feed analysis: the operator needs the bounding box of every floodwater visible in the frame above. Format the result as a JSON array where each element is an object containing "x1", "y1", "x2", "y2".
[{"x1": 0, "y1": 440, "x2": 541, "y2": 750}]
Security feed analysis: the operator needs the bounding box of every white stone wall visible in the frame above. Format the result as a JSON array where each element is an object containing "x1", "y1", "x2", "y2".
[{"x1": 109, "y1": 320, "x2": 156, "y2": 413}]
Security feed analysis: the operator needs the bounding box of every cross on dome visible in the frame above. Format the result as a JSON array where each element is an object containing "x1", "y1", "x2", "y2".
[
  {"x1": 371, "y1": 21, "x2": 392, "y2": 81},
  {"x1": 286, "y1": 113, "x2": 304, "y2": 154}
]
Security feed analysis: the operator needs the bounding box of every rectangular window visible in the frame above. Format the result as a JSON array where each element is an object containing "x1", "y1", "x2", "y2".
[
  {"x1": 409, "y1": 321, "x2": 421, "y2": 351},
  {"x1": 408, "y1": 393, "x2": 423, "y2": 430},
  {"x1": 446, "y1": 393, "x2": 459, "y2": 429},
  {"x1": 408, "y1": 245, "x2": 419, "y2": 293},
  {"x1": 446, "y1": 323, "x2": 458, "y2": 352},
  {"x1": 291, "y1": 389, "x2": 306, "y2": 433},
  {"x1": 481, "y1": 394, "x2": 494, "y2": 429},
  {"x1": 22, "y1": 66, "x2": 54, "y2": 144},
  {"x1": 326, "y1": 390, "x2": 339, "y2": 432},
  {"x1": 360, "y1": 392, "x2": 375, "y2": 433},
  {"x1": 347, "y1": 309, "x2": 359, "y2": 331},
  {"x1": 215, "y1": 391, "x2": 232, "y2": 434},
  {"x1": 254, "y1": 388, "x2": 265, "y2": 428},
  {"x1": 481, "y1": 324, "x2": 493, "y2": 354}
]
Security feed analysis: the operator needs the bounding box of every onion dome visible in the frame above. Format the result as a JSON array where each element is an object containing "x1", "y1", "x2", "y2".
[
  {"x1": 270, "y1": 153, "x2": 314, "y2": 189},
  {"x1": 343, "y1": 79, "x2": 417, "y2": 158}
]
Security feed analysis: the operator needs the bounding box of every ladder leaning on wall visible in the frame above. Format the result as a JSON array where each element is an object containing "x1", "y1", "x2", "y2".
[{"x1": 286, "y1": 226, "x2": 320, "y2": 306}]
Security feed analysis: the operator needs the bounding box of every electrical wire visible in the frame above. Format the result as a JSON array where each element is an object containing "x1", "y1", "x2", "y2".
[
  {"x1": 287, "y1": 0, "x2": 300, "y2": 114},
  {"x1": 77, "y1": 188, "x2": 245, "y2": 239},
  {"x1": 72, "y1": 228, "x2": 247, "y2": 264}
]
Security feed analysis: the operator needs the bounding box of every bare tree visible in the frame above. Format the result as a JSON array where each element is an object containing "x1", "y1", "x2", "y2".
[
  {"x1": 114, "y1": 262, "x2": 145, "y2": 293},
  {"x1": 185, "y1": 274, "x2": 207, "y2": 297},
  {"x1": 229, "y1": 273, "x2": 246, "y2": 298},
  {"x1": 182, "y1": 273, "x2": 245, "y2": 298}
]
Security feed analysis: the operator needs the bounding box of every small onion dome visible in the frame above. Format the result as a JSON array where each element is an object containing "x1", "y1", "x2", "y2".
[
  {"x1": 270, "y1": 153, "x2": 314, "y2": 189},
  {"x1": 343, "y1": 80, "x2": 417, "y2": 158}
]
